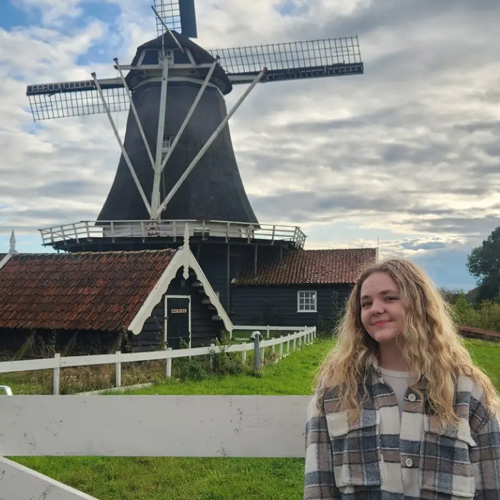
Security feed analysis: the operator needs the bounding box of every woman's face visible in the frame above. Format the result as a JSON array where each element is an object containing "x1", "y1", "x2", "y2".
[{"x1": 360, "y1": 272, "x2": 405, "y2": 346}]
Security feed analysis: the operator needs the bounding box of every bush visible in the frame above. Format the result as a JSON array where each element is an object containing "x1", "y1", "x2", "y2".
[
  {"x1": 452, "y1": 295, "x2": 500, "y2": 332},
  {"x1": 177, "y1": 357, "x2": 209, "y2": 381},
  {"x1": 209, "y1": 340, "x2": 244, "y2": 376}
]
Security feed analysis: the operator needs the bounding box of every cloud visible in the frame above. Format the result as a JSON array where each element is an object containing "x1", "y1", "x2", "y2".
[{"x1": 1, "y1": 0, "x2": 500, "y2": 289}]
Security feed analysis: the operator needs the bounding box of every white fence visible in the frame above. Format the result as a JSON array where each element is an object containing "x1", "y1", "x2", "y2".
[
  {"x1": 0, "y1": 326, "x2": 316, "y2": 395},
  {"x1": 39, "y1": 219, "x2": 307, "y2": 249},
  {"x1": 0, "y1": 395, "x2": 311, "y2": 499}
]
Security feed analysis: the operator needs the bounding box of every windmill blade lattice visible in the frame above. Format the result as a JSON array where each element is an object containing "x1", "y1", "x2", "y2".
[
  {"x1": 153, "y1": 0, "x2": 197, "y2": 38},
  {"x1": 210, "y1": 37, "x2": 363, "y2": 84},
  {"x1": 26, "y1": 79, "x2": 128, "y2": 121}
]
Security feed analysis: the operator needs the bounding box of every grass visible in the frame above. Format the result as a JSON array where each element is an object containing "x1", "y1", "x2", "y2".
[
  {"x1": 10, "y1": 338, "x2": 500, "y2": 499},
  {"x1": 465, "y1": 338, "x2": 500, "y2": 389},
  {"x1": 0, "y1": 361, "x2": 168, "y2": 395}
]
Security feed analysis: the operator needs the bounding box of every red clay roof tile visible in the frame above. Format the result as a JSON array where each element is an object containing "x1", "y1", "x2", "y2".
[
  {"x1": 234, "y1": 248, "x2": 377, "y2": 285},
  {"x1": 0, "y1": 250, "x2": 175, "y2": 331}
]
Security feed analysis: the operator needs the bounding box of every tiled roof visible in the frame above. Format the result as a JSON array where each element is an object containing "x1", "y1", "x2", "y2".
[
  {"x1": 234, "y1": 248, "x2": 377, "y2": 285},
  {"x1": 0, "y1": 250, "x2": 175, "y2": 331}
]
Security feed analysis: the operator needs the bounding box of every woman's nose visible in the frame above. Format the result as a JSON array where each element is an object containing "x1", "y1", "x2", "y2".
[{"x1": 371, "y1": 299, "x2": 385, "y2": 314}]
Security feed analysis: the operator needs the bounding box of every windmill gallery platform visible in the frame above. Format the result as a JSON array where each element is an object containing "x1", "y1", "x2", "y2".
[{"x1": 3, "y1": 0, "x2": 374, "y2": 354}]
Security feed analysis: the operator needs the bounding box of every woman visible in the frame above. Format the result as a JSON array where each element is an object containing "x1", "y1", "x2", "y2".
[{"x1": 304, "y1": 258, "x2": 500, "y2": 499}]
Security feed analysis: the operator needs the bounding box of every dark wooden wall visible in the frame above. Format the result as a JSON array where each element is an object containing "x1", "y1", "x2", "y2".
[
  {"x1": 230, "y1": 284, "x2": 352, "y2": 329},
  {"x1": 195, "y1": 242, "x2": 285, "y2": 313}
]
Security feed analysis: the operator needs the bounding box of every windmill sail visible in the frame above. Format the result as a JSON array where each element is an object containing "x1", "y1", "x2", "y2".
[
  {"x1": 26, "y1": 78, "x2": 127, "y2": 121},
  {"x1": 153, "y1": 0, "x2": 197, "y2": 38},
  {"x1": 210, "y1": 37, "x2": 363, "y2": 84}
]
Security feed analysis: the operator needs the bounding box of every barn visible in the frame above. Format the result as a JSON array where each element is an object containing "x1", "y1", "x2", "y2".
[{"x1": 0, "y1": 240, "x2": 231, "y2": 359}]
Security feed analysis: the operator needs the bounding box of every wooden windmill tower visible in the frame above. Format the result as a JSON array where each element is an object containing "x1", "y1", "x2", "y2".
[{"x1": 27, "y1": 0, "x2": 364, "y2": 311}]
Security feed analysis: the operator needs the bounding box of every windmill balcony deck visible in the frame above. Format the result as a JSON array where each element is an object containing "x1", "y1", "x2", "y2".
[{"x1": 39, "y1": 220, "x2": 307, "y2": 251}]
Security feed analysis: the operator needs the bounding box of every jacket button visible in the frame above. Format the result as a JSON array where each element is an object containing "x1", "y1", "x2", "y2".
[
  {"x1": 408, "y1": 393, "x2": 417, "y2": 402},
  {"x1": 405, "y1": 458, "x2": 413, "y2": 468}
]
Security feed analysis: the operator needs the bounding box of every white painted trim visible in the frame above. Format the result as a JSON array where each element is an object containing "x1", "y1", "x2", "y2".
[
  {"x1": 128, "y1": 250, "x2": 185, "y2": 334},
  {"x1": 297, "y1": 290, "x2": 317, "y2": 313},
  {"x1": 0, "y1": 253, "x2": 13, "y2": 271},
  {"x1": 188, "y1": 252, "x2": 233, "y2": 333},
  {"x1": 165, "y1": 295, "x2": 191, "y2": 348},
  {"x1": 0, "y1": 457, "x2": 98, "y2": 499},
  {"x1": 0, "y1": 396, "x2": 309, "y2": 457},
  {"x1": 128, "y1": 244, "x2": 233, "y2": 334}
]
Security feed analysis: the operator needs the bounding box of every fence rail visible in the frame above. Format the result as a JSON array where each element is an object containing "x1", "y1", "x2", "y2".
[
  {"x1": 0, "y1": 395, "x2": 310, "y2": 499},
  {"x1": 0, "y1": 327, "x2": 316, "y2": 394},
  {"x1": 39, "y1": 219, "x2": 307, "y2": 249}
]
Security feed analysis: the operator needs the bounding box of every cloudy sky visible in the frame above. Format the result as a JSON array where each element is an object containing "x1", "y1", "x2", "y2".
[{"x1": 1, "y1": 0, "x2": 500, "y2": 290}]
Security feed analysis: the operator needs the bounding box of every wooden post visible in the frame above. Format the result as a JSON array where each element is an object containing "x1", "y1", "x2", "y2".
[
  {"x1": 261, "y1": 347, "x2": 265, "y2": 364},
  {"x1": 115, "y1": 351, "x2": 121, "y2": 388},
  {"x1": 241, "y1": 350, "x2": 247, "y2": 364},
  {"x1": 299, "y1": 336, "x2": 302, "y2": 348},
  {"x1": 279, "y1": 337, "x2": 283, "y2": 359},
  {"x1": 166, "y1": 348, "x2": 173, "y2": 378},
  {"x1": 271, "y1": 344, "x2": 275, "y2": 356},
  {"x1": 293, "y1": 339, "x2": 297, "y2": 351},
  {"x1": 210, "y1": 344, "x2": 215, "y2": 371},
  {"x1": 252, "y1": 332, "x2": 261, "y2": 371},
  {"x1": 287, "y1": 340, "x2": 290, "y2": 356},
  {"x1": 53, "y1": 353, "x2": 61, "y2": 396},
  {"x1": 266, "y1": 325, "x2": 270, "y2": 339}
]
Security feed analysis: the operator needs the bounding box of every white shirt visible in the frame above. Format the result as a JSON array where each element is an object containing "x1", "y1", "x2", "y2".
[{"x1": 379, "y1": 366, "x2": 409, "y2": 415}]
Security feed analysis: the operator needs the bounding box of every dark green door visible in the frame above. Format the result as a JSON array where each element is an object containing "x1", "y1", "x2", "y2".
[{"x1": 165, "y1": 296, "x2": 190, "y2": 349}]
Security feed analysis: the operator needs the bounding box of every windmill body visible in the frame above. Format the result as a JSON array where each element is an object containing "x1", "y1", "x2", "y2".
[{"x1": 98, "y1": 33, "x2": 257, "y2": 225}]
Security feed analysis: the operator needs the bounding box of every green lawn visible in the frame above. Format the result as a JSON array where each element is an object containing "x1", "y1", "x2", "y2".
[{"x1": 11, "y1": 338, "x2": 500, "y2": 499}]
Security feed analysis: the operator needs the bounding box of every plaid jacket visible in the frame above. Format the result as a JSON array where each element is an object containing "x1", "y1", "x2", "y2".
[{"x1": 304, "y1": 369, "x2": 500, "y2": 499}]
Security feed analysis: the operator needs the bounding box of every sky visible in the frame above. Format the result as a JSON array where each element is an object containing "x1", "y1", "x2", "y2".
[{"x1": 1, "y1": 0, "x2": 500, "y2": 290}]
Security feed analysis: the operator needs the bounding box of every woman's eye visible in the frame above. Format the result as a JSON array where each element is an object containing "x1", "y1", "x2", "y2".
[
  {"x1": 361, "y1": 302, "x2": 371, "y2": 308},
  {"x1": 385, "y1": 296, "x2": 398, "y2": 302}
]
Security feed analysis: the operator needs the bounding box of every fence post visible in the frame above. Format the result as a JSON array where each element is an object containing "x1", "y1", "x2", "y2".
[
  {"x1": 279, "y1": 337, "x2": 283, "y2": 359},
  {"x1": 53, "y1": 353, "x2": 61, "y2": 396},
  {"x1": 251, "y1": 331, "x2": 262, "y2": 371},
  {"x1": 261, "y1": 347, "x2": 265, "y2": 364},
  {"x1": 271, "y1": 344, "x2": 275, "y2": 356},
  {"x1": 166, "y1": 348, "x2": 173, "y2": 378},
  {"x1": 299, "y1": 336, "x2": 302, "y2": 348},
  {"x1": 242, "y1": 349, "x2": 247, "y2": 365},
  {"x1": 293, "y1": 338, "x2": 297, "y2": 351},
  {"x1": 209, "y1": 344, "x2": 215, "y2": 371},
  {"x1": 266, "y1": 325, "x2": 270, "y2": 339},
  {"x1": 287, "y1": 339, "x2": 290, "y2": 356},
  {"x1": 115, "y1": 351, "x2": 121, "y2": 388}
]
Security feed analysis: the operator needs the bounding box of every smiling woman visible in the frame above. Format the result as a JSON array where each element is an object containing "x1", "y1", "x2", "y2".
[{"x1": 304, "y1": 258, "x2": 500, "y2": 500}]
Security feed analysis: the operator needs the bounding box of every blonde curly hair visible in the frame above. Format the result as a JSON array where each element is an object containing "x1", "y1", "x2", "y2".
[{"x1": 318, "y1": 258, "x2": 500, "y2": 425}]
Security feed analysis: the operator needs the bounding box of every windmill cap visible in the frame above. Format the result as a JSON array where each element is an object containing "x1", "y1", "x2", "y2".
[{"x1": 126, "y1": 31, "x2": 232, "y2": 95}]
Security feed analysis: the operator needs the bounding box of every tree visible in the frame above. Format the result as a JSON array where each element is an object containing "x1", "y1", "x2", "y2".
[{"x1": 467, "y1": 226, "x2": 500, "y2": 302}]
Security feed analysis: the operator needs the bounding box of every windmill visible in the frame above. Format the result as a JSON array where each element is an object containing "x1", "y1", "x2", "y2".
[
  {"x1": 27, "y1": 0, "x2": 363, "y2": 250},
  {"x1": 27, "y1": 0, "x2": 363, "y2": 312}
]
